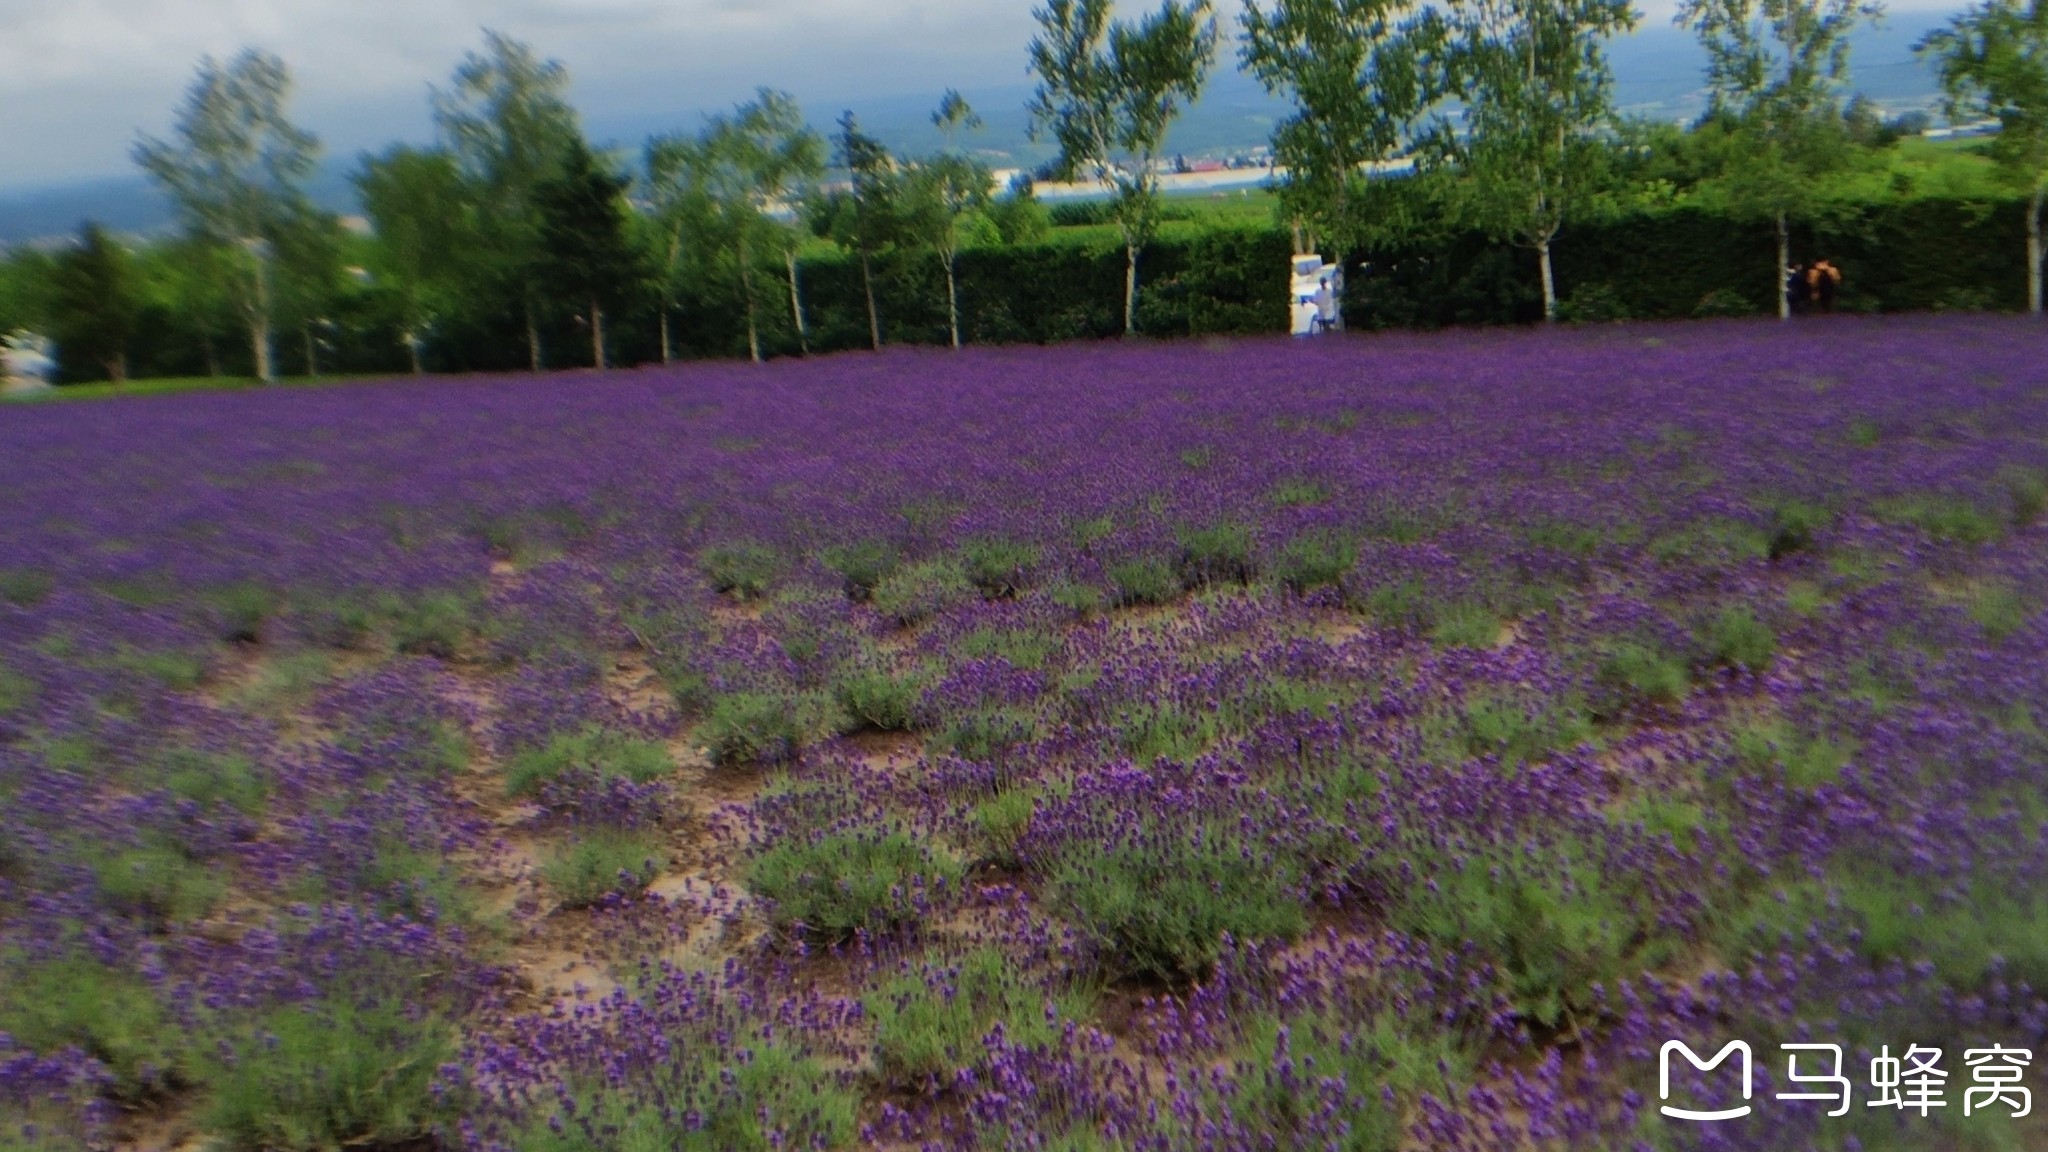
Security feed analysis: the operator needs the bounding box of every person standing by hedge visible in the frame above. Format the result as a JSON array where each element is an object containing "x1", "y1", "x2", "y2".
[
  {"x1": 1787, "y1": 262, "x2": 1811, "y2": 314},
  {"x1": 1813, "y1": 259, "x2": 1842, "y2": 313}
]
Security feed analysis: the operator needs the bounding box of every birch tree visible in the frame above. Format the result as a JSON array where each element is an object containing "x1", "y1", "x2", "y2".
[
  {"x1": 356, "y1": 146, "x2": 479, "y2": 374},
  {"x1": 1239, "y1": 0, "x2": 1441, "y2": 255},
  {"x1": 1436, "y1": 0, "x2": 1636, "y2": 321},
  {"x1": 1921, "y1": 0, "x2": 2048, "y2": 313},
  {"x1": 833, "y1": 112, "x2": 900, "y2": 350},
  {"x1": 696, "y1": 91, "x2": 824, "y2": 362},
  {"x1": 134, "y1": 50, "x2": 319, "y2": 382},
  {"x1": 907, "y1": 92, "x2": 995, "y2": 348},
  {"x1": 1028, "y1": 0, "x2": 1219, "y2": 335},
  {"x1": 1678, "y1": 0, "x2": 1879, "y2": 319},
  {"x1": 432, "y1": 31, "x2": 582, "y2": 369},
  {"x1": 643, "y1": 135, "x2": 722, "y2": 363},
  {"x1": 744, "y1": 92, "x2": 827, "y2": 357}
]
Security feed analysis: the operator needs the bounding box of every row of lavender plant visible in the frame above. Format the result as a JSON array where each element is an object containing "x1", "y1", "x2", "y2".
[{"x1": 1, "y1": 314, "x2": 2043, "y2": 1150}]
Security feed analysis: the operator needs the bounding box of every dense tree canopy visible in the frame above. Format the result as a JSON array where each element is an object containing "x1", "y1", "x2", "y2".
[
  {"x1": 46, "y1": 224, "x2": 141, "y2": 382},
  {"x1": 0, "y1": 11, "x2": 2034, "y2": 384}
]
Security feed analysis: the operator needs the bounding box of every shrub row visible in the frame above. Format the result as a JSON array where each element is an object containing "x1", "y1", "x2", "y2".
[{"x1": 1350, "y1": 196, "x2": 2040, "y2": 328}]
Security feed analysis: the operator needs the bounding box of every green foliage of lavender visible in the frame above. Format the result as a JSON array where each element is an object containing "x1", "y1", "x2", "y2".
[{"x1": 747, "y1": 828, "x2": 962, "y2": 942}]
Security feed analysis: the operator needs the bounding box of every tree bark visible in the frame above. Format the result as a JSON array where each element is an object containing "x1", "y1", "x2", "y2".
[
  {"x1": 104, "y1": 354, "x2": 127, "y2": 384},
  {"x1": 860, "y1": 249, "x2": 882, "y2": 350},
  {"x1": 303, "y1": 324, "x2": 316, "y2": 377},
  {"x1": 525, "y1": 299, "x2": 543, "y2": 372},
  {"x1": 406, "y1": 333, "x2": 423, "y2": 376},
  {"x1": 785, "y1": 249, "x2": 809, "y2": 356},
  {"x1": 1123, "y1": 243, "x2": 1139, "y2": 336},
  {"x1": 590, "y1": 297, "x2": 606, "y2": 370},
  {"x1": 739, "y1": 233, "x2": 761, "y2": 364},
  {"x1": 202, "y1": 333, "x2": 219, "y2": 378},
  {"x1": 662, "y1": 232, "x2": 683, "y2": 363},
  {"x1": 1777, "y1": 211, "x2": 1791, "y2": 322},
  {"x1": 1538, "y1": 239, "x2": 1557, "y2": 323},
  {"x1": 250, "y1": 252, "x2": 274, "y2": 382},
  {"x1": 945, "y1": 254, "x2": 961, "y2": 349},
  {"x1": 2029, "y1": 186, "x2": 2043, "y2": 316},
  {"x1": 250, "y1": 312, "x2": 273, "y2": 384}
]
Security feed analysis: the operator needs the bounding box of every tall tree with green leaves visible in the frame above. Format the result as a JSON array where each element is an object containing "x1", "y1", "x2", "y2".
[
  {"x1": 907, "y1": 92, "x2": 996, "y2": 347},
  {"x1": 134, "y1": 49, "x2": 319, "y2": 382},
  {"x1": 271, "y1": 207, "x2": 348, "y2": 376},
  {"x1": 1239, "y1": 0, "x2": 1442, "y2": 256},
  {"x1": 48, "y1": 224, "x2": 142, "y2": 382},
  {"x1": 643, "y1": 135, "x2": 724, "y2": 363},
  {"x1": 533, "y1": 140, "x2": 643, "y2": 370},
  {"x1": 833, "y1": 111, "x2": 901, "y2": 350},
  {"x1": 1433, "y1": 0, "x2": 1636, "y2": 321},
  {"x1": 1028, "y1": 0, "x2": 1220, "y2": 335},
  {"x1": 679, "y1": 94, "x2": 798, "y2": 358},
  {"x1": 1921, "y1": 0, "x2": 2048, "y2": 313},
  {"x1": 1678, "y1": 0, "x2": 1880, "y2": 318},
  {"x1": 356, "y1": 146, "x2": 480, "y2": 373},
  {"x1": 741, "y1": 91, "x2": 826, "y2": 356},
  {"x1": 698, "y1": 90, "x2": 825, "y2": 362},
  {"x1": 432, "y1": 30, "x2": 582, "y2": 370}
]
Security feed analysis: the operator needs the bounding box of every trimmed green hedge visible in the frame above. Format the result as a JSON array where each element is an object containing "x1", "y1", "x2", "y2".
[
  {"x1": 1347, "y1": 196, "x2": 2035, "y2": 329},
  {"x1": 787, "y1": 227, "x2": 1294, "y2": 352},
  {"x1": 773, "y1": 195, "x2": 2031, "y2": 353}
]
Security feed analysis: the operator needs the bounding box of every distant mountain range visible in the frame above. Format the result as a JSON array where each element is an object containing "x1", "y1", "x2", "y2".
[{"x1": 0, "y1": 16, "x2": 1954, "y2": 248}]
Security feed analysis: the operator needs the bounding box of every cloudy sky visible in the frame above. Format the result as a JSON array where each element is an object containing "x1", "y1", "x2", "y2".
[{"x1": 0, "y1": 0, "x2": 1962, "y2": 195}]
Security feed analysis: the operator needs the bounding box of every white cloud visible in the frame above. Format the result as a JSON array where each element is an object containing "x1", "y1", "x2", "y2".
[
  {"x1": 0, "y1": 0, "x2": 1039, "y2": 190},
  {"x1": 0, "y1": 0, "x2": 1967, "y2": 193}
]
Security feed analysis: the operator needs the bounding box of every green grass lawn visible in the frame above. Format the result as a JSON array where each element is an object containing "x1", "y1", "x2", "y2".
[{"x1": 4, "y1": 375, "x2": 381, "y2": 403}]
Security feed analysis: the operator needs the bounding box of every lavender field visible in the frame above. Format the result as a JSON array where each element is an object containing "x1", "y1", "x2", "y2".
[{"x1": 2, "y1": 315, "x2": 2046, "y2": 1152}]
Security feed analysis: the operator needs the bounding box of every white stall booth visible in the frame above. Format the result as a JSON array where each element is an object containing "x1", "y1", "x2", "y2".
[{"x1": 1288, "y1": 254, "x2": 1343, "y2": 336}]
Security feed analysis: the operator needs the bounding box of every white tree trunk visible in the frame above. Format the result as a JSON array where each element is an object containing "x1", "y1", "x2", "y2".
[
  {"x1": 1123, "y1": 243, "x2": 1139, "y2": 336},
  {"x1": 2029, "y1": 187, "x2": 2043, "y2": 316},
  {"x1": 739, "y1": 234, "x2": 761, "y2": 364},
  {"x1": 250, "y1": 313, "x2": 272, "y2": 384},
  {"x1": 659, "y1": 309, "x2": 672, "y2": 364},
  {"x1": 1538, "y1": 239, "x2": 1557, "y2": 323},
  {"x1": 1777, "y1": 212, "x2": 1791, "y2": 322},
  {"x1": 250, "y1": 251, "x2": 274, "y2": 382},
  {"x1": 945, "y1": 255, "x2": 961, "y2": 349},
  {"x1": 406, "y1": 333, "x2": 423, "y2": 375},
  {"x1": 302, "y1": 324, "x2": 316, "y2": 377},
  {"x1": 590, "y1": 298, "x2": 606, "y2": 370},
  {"x1": 525, "y1": 301, "x2": 543, "y2": 372},
  {"x1": 861, "y1": 251, "x2": 882, "y2": 350},
  {"x1": 785, "y1": 250, "x2": 809, "y2": 356}
]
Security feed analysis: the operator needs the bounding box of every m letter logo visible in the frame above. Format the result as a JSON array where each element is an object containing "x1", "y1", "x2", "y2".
[{"x1": 1660, "y1": 1040, "x2": 1755, "y2": 1121}]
